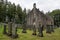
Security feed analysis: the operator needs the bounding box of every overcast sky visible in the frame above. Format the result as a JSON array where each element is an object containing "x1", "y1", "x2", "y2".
[{"x1": 8, "y1": 0, "x2": 60, "y2": 13}]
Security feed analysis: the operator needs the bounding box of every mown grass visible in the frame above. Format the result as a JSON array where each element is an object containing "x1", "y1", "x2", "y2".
[{"x1": 0, "y1": 24, "x2": 60, "y2": 40}]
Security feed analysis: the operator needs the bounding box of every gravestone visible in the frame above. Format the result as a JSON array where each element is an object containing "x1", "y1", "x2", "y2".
[
  {"x1": 38, "y1": 24, "x2": 43, "y2": 37},
  {"x1": 7, "y1": 22, "x2": 12, "y2": 36},
  {"x1": 22, "y1": 24, "x2": 27, "y2": 33},
  {"x1": 3, "y1": 23, "x2": 7, "y2": 34},
  {"x1": 12, "y1": 23, "x2": 18, "y2": 38},
  {"x1": 46, "y1": 25, "x2": 51, "y2": 34},
  {"x1": 32, "y1": 25, "x2": 36, "y2": 35}
]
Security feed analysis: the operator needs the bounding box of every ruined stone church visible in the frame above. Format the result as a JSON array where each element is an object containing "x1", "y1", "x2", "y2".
[{"x1": 26, "y1": 3, "x2": 54, "y2": 29}]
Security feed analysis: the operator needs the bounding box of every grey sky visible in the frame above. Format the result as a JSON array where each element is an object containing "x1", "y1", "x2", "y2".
[{"x1": 8, "y1": 0, "x2": 60, "y2": 13}]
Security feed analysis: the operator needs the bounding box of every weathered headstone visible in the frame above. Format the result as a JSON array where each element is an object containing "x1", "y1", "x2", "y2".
[
  {"x1": 12, "y1": 23, "x2": 18, "y2": 38},
  {"x1": 3, "y1": 23, "x2": 7, "y2": 34},
  {"x1": 38, "y1": 24, "x2": 43, "y2": 37},
  {"x1": 22, "y1": 24, "x2": 27, "y2": 33},
  {"x1": 7, "y1": 22, "x2": 12, "y2": 36},
  {"x1": 32, "y1": 25, "x2": 36, "y2": 35}
]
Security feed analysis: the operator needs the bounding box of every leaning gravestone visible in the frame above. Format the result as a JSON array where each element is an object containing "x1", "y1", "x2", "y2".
[
  {"x1": 7, "y1": 22, "x2": 12, "y2": 36},
  {"x1": 12, "y1": 23, "x2": 18, "y2": 38},
  {"x1": 38, "y1": 23, "x2": 43, "y2": 37},
  {"x1": 3, "y1": 23, "x2": 7, "y2": 34}
]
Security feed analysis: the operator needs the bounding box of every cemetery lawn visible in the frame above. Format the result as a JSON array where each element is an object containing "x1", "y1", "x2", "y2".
[{"x1": 0, "y1": 25, "x2": 60, "y2": 40}]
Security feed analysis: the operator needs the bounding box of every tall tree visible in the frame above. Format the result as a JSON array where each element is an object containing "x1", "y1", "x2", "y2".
[{"x1": 16, "y1": 4, "x2": 23, "y2": 24}]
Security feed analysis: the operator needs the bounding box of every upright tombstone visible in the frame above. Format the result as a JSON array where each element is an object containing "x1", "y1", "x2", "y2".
[
  {"x1": 22, "y1": 23, "x2": 27, "y2": 33},
  {"x1": 32, "y1": 22, "x2": 36, "y2": 35},
  {"x1": 38, "y1": 22, "x2": 43, "y2": 37},
  {"x1": 3, "y1": 23, "x2": 7, "y2": 34},
  {"x1": 12, "y1": 23, "x2": 18, "y2": 38},
  {"x1": 7, "y1": 22, "x2": 12, "y2": 36}
]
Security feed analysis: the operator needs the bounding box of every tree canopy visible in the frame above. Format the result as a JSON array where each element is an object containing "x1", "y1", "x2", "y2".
[{"x1": 0, "y1": 0, "x2": 26, "y2": 24}]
